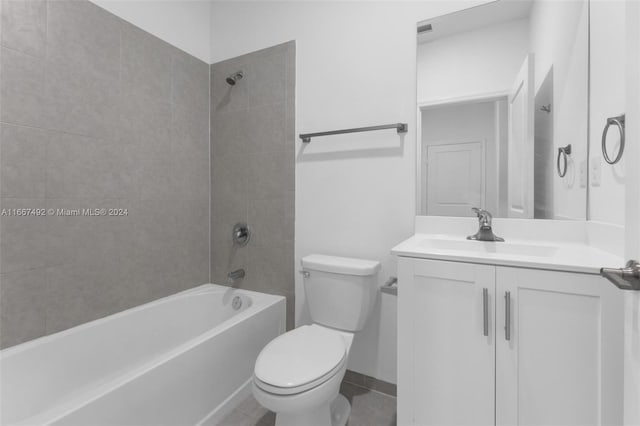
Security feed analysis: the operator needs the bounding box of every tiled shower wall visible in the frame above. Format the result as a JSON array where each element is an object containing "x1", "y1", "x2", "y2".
[
  {"x1": 210, "y1": 42, "x2": 295, "y2": 330},
  {"x1": 0, "y1": 0, "x2": 210, "y2": 348}
]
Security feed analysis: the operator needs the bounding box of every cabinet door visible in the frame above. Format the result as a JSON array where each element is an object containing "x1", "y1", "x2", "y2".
[
  {"x1": 496, "y1": 267, "x2": 624, "y2": 426},
  {"x1": 398, "y1": 258, "x2": 495, "y2": 426}
]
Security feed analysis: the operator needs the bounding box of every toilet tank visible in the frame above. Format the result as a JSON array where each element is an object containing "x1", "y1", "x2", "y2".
[{"x1": 301, "y1": 254, "x2": 381, "y2": 332}]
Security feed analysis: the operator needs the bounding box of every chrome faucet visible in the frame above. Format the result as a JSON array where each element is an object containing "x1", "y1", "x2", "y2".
[
  {"x1": 467, "y1": 207, "x2": 504, "y2": 242},
  {"x1": 227, "y1": 268, "x2": 245, "y2": 285}
]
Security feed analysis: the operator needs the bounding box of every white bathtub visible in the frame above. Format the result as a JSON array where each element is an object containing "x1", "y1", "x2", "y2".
[{"x1": 0, "y1": 284, "x2": 285, "y2": 426}]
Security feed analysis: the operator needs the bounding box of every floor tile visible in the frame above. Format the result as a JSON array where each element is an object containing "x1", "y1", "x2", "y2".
[
  {"x1": 218, "y1": 410, "x2": 260, "y2": 426},
  {"x1": 219, "y1": 381, "x2": 396, "y2": 426},
  {"x1": 341, "y1": 382, "x2": 397, "y2": 426}
]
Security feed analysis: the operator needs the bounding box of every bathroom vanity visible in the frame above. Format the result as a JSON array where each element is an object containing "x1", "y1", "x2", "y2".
[
  {"x1": 393, "y1": 217, "x2": 625, "y2": 426},
  {"x1": 406, "y1": 0, "x2": 638, "y2": 423}
]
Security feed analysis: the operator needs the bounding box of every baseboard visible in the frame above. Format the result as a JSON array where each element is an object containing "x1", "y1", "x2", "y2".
[{"x1": 342, "y1": 370, "x2": 397, "y2": 397}]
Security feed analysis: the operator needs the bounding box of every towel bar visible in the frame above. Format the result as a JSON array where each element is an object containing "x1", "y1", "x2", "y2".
[{"x1": 299, "y1": 123, "x2": 408, "y2": 143}]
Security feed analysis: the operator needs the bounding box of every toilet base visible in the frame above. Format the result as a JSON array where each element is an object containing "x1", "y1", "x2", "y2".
[
  {"x1": 330, "y1": 394, "x2": 351, "y2": 426},
  {"x1": 274, "y1": 393, "x2": 351, "y2": 426}
]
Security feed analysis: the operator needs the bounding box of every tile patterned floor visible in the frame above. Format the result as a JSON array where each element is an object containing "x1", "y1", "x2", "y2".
[{"x1": 218, "y1": 382, "x2": 397, "y2": 426}]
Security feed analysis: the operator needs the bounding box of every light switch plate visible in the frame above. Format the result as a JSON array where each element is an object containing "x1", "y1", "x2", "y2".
[
  {"x1": 579, "y1": 159, "x2": 587, "y2": 188},
  {"x1": 591, "y1": 157, "x2": 601, "y2": 187}
]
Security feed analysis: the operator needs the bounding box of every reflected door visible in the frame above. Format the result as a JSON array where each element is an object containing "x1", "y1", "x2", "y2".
[
  {"x1": 426, "y1": 141, "x2": 485, "y2": 216},
  {"x1": 508, "y1": 54, "x2": 535, "y2": 218}
]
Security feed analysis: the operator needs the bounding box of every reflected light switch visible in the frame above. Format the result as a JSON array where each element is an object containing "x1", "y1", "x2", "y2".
[
  {"x1": 590, "y1": 157, "x2": 601, "y2": 187},
  {"x1": 579, "y1": 160, "x2": 587, "y2": 188}
]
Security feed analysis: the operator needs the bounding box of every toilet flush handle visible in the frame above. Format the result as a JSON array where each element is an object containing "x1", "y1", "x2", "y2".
[{"x1": 299, "y1": 270, "x2": 310, "y2": 278}]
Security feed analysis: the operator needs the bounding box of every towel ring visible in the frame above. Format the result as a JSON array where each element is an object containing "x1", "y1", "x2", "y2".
[
  {"x1": 601, "y1": 114, "x2": 625, "y2": 165},
  {"x1": 557, "y1": 144, "x2": 572, "y2": 178}
]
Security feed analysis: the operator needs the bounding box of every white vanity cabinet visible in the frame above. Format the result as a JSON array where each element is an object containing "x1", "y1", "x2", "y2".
[{"x1": 397, "y1": 256, "x2": 624, "y2": 426}]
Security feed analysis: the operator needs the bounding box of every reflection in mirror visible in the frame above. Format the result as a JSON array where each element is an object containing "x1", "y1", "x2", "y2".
[{"x1": 416, "y1": 0, "x2": 588, "y2": 220}]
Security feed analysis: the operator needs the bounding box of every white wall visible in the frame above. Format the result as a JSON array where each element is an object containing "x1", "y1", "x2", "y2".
[
  {"x1": 90, "y1": 0, "x2": 212, "y2": 62},
  {"x1": 416, "y1": 19, "x2": 529, "y2": 103},
  {"x1": 210, "y1": 0, "x2": 491, "y2": 383}
]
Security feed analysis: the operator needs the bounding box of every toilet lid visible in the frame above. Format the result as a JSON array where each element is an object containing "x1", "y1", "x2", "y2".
[{"x1": 254, "y1": 325, "x2": 347, "y2": 391}]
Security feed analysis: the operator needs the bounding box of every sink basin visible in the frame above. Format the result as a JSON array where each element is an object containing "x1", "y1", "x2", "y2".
[{"x1": 418, "y1": 238, "x2": 558, "y2": 258}]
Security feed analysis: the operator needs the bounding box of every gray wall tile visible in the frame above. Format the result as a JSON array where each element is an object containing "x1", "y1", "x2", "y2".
[
  {"x1": 121, "y1": 25, "x2": 173, "y2": 102},
  {"x1": 210, "y1": 41, "x2": 295, "y2": 329},
  {"x1": 172, "y1": 145, "x2": 210, "y2": 200},
  {"x1": 1, "y1": 0, "x2": 46, "y2": 57},
  {"x1": 0, "y1": 46, "x2": 46, "y2": 127},
  {"x1": 0, "y1": 124, "x2": 47, "y2": 198},
  {"x1": 284, "y1": 289, "x2": 295, "y2": 332},
  {"x1": 136, "y1": 140, "x2": 175, "y2": 201},
  {"x1": 46, "y1": 0, "x2": 120, "y2": 79},
  {"x1": 246, "y1": 104, "x2": 286, "y2": 154},
  {"x1": 118, "y1": 200, "x2": 202, "y2": 287},
  {"x1": 245, "y1": 244, "x2": 290, "y2": 295},
  {"x1": 45, "y1": 259, "x2": 124, "y2": 334},
  {"x1": 173, "y1": 199, "x2": 210, "y2": 281},
  {"x1": 173, "y1": 102, "x2": 209, "y2": 147},
  {"x1": 211, "y1": 151, "x2": 248, "y2": 220},
  {"x1": 0, "y1": 0, "x2": 294, "y2": 349},
  {"x1": 44, "y1": 60, "x2": 120, "y2": 140},
  {"x1": 0, "y1": 198, "x2": 52, "y2": 274},
  {"x1": 211, "y1": 109, "x2": 250, "y2": 158},
  {"x1": 0, "y1": 268, "x2": 48, "y2": 348},
  {"x1": 247, "y1": 150, "x2": 292, "y2": 200},
  {"x1": 247, "y1": 197, "x2": 286, "y2": 248},
  {"x1": 249, "y1": 50, "x2": 286, "y2": 107},
  {"x1": 171, "y1": 105, "x2": 210, "y2": 199},
  {"x1": 118, "y1": 92, "x2": 172, "y2": 146},
  {"x1": 46, "y1": 132, "x2": 135, "y2": 198},
  {"x1": 172, "y1": 49, "x2": 210, "y2": 111},
  {"x1": 0, "y1": 0, "x2": 210, "y2": 349},
  {"x1": 45, "y1": 198, "x2": 126, "y2": 268}
]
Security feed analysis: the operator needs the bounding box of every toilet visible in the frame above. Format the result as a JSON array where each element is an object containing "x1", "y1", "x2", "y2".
[{"x1": 252, "y1": 254, "x2": 380, "y2": 426}]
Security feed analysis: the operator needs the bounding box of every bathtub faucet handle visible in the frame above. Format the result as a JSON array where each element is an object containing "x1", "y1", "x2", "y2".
[{"x1": 232, "y1": 223, "x2": 250, "y2": 247}]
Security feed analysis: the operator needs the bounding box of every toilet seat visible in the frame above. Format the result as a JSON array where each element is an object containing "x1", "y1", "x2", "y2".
[{"x1": 254, "y1": 325, "x2": 347, "y2": 395}]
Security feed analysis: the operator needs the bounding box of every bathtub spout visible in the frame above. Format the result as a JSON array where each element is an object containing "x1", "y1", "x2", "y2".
[{"x1": 227, "y1": 269, "x2": 245, "y2": 285}]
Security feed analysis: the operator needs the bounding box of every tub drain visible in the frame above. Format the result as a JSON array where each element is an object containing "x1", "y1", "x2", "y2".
[{"x1": 232, "y1": 296, "x2": 242, "y2": 310}]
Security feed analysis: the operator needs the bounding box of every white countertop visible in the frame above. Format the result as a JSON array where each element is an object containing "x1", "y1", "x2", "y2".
[
  {"x1": 391, "y1": 233, "x2": 624, "y2": 274},
  {"x1": 391, "y1": 217, "x2": 626, "y2": 275}
]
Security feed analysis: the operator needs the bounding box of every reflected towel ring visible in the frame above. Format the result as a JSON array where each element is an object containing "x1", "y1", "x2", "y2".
[
  {"x1": 557, "y1": 144, "x2": 572, "y2": 178},
  {"x1": 601, "y1": 114, "x2": 625, "y2": 165}
]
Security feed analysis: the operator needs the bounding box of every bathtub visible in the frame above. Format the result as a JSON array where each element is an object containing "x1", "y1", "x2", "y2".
[{"x1": 0, "y1": 284, "x2": 285, "y2": 425}]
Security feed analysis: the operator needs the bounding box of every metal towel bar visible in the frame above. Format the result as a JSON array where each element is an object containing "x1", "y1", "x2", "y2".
[{"x1": 299, "y1": 123, "x2": 408, "y2": 143}]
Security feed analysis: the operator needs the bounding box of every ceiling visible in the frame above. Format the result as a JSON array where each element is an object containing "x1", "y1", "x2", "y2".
[{"x1": 417, "y1": 0, "x2": 533, "y2": 44}]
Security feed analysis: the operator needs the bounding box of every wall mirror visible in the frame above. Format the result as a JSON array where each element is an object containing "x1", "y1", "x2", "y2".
[{"x1": 416, "y1": 0, "x2": 588, "y2": 219}]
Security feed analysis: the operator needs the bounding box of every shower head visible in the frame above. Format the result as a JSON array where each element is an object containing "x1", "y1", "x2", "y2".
[{"x1": 226, "y1": 71, "x2": 244, "y2": 86}]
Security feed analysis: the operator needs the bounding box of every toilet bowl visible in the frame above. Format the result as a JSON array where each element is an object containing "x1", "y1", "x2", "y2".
[
  {"x1": 252, "y1": 254, "x2": 380, "y2": 426},
  {"x1": 253, "y1": 325, "x2": 354, "y2": 426}
]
